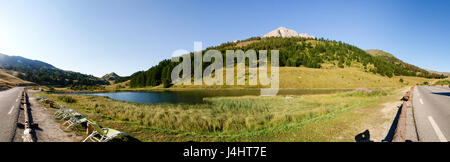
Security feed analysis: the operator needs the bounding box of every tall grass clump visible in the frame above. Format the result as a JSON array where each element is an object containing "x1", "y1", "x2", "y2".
[
  {"x1": 344, "y1": 88, "x2": 390, "y2": 97},
  {"x1": 58, "y1": 95, "x2": 77, "y2": 103}
]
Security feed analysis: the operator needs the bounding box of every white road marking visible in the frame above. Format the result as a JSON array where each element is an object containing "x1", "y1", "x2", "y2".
[
  {"x1": 8, "y1": 106, "x2": 15, "y2": 115},
  {"x1": 16, "y1": 98, "x2": 19, "y2": 102},
  {"x1": 420, "y1": 98, "x2": 424, "y2": 104},
  {"x1": 428, "y1": 116, "x2": 448, "y2": 142}
]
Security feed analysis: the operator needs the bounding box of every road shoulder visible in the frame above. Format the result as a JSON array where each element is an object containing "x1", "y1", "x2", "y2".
[{"x1": 14, "y1": 90, "x2": 82, "y2": 142}]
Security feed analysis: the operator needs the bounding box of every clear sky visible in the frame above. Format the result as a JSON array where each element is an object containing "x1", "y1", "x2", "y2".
[{"x1": 0, "y1": 0, "x2": 449, "y2": 77}]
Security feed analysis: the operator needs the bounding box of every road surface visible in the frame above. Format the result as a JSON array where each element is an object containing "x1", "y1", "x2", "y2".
[
  {"x1": 0, "y1": 87, "x2": 23, "y2": 142},
  {"x1": 413, "y1": 86, "x2": 450, "y2": 142}
]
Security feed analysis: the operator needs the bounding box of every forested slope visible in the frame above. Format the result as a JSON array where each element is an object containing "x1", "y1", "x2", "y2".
[{"x1": 130, "y1": 37, "x2": 446, "y2": 88}]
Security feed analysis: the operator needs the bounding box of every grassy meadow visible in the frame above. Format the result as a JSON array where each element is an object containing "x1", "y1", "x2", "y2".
[
  {"x1": 433, "y1": 79, "x2": 450, "y2": 86},
  {"x1": 35, "y1": 65, "x2": 433, "y2": 141},
  {"x1": 105, "y1": 67, "x2": 432, "y2": 91},
  {"x1": 37, "y1": 87, "x2": 404, "y2": 142}
]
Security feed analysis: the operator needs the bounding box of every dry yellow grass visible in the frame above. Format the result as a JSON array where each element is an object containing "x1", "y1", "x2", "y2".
[
  {"x1": 137, "y1": 67, "x2": 431, "y2": 89},
  {"x1": 38, "y1": 88, "x2": 397, "y2": 142},
  {"x1": 104, "y1": 80, "x2": 131, "y2": 90},
  {"x1": 235, "y1": 40, "x2": 260, "y2": 47},
  {"x1": 279, "y1": 67, "x2": 432, "y2": 88},
  {"x1": 0, "y1": 70, "x2": 34, "y2": 89}
]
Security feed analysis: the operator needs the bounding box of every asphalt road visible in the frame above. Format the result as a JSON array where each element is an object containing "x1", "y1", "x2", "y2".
[
  {"x1": 0, "y1": 87, "x2": 23, "y2": 142},
  {"x1": 413, "y1": 86, "x2": 450, "y2": 142}
]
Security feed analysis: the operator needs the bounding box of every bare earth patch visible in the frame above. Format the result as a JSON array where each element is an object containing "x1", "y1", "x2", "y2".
[
  {"x1": 371, "y1": 100, "x2": 403, "y2": 141},
  {"x1": 360, "y1": 87, "x2": 408, "y2": 142},
  {"x1": 28, "y1": 90, "x2": 82, "y2": 142}
]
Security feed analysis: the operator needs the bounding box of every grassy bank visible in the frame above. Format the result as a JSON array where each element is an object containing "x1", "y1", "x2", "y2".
[
  {"x1": 113, "y1": 67, "x2": 430, "y2": 90},
  {"x1": 48, "y1": 66, "x2": 432, "y2": 93},
  {"x1": 37, "y1": 87, "x2": 403, "y2": 142},
  {"x1": 433, "y1": 79, "x2": 450, "y2": 86}
]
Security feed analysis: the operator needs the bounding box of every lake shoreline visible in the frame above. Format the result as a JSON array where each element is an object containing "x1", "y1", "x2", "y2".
[
  {"x1": 55, "y1": 87, "x2": 357, "y2": 93},
  {"x1": 55, "y1": 88, "x2": 355, "y2": 104}
]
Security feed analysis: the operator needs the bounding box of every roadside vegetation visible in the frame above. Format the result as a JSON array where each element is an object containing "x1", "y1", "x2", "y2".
[
  {"x1": 433, "y1": 79, "x2": 450, "y2": 86},
  {"x1": 38, "y1": 87, "x2": 401, "y2": 142},
  {"x1": 57, "y1": 95, "x2": 77, "y2": 103}
]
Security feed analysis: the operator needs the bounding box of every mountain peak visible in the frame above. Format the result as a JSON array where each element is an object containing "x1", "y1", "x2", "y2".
[
  {"x1": 102, "y1": 72, "x2": 120, "y2": 81},
  {"x1": 276, "y1": 26, "x2": 288, "y2": 30},
  {"x1": 263, "y1": 27, "x2": 315, "y2": 39}
]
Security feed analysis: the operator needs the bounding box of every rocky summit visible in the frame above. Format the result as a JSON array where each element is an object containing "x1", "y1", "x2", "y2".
[{"x1": 263, "y1": 27, "x2": 315, "y2": 39}]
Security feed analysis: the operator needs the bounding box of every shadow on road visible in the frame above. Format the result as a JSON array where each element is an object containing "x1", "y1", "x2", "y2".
[{"x1": 431, "y1": 92, "x2": 450, "y2": 97}]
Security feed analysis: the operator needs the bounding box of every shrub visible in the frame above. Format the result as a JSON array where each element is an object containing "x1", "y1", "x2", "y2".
[
  {"x1": 48, "y1": 87, "x2": 55, "y2": 92},
  {"x1": 58, "y1": 96, "x2": 77, "y2": 103}
]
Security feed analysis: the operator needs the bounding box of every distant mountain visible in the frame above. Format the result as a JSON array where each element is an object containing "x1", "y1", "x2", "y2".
[
  {"x1": 263, "y1": 27, "x2": 315, "y2": 39},
  {"x1": 102, "y1": 72, "x2": 120, "y2": 81},
  {"x1": 426, "y1": 69, "x2": 450, "y2": 77},
  {"x1": 0, "y1": 53, "x2": 108, "y2": 86},
  {"x1": 0, "y1": 53, "x2": 55, "y2": 69}
]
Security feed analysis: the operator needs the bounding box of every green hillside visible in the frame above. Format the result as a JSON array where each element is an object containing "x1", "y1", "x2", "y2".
[
  {"x1": 364, "y1": 49, "x2": 443, "y2": 78},
  {"x1": 130, "y1": 37, "x2": 446, "y2": 88}
]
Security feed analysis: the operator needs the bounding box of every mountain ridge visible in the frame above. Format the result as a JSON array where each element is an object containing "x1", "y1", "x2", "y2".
[
  {"x1": 0, "y1": 53, "x2": 108, "y2": 86},
  {"x1": 0, "y1": 53, "x2": 55, "y2": 69}
]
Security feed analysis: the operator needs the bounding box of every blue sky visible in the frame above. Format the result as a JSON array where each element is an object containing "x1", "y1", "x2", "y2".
[{"x1": 0, "y1": 0, "x2": 449, "y2": 77}]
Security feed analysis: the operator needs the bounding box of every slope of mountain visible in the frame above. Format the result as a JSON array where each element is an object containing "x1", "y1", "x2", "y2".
[
  {"x1": 426, "y1": 69, "x2": 450, "y2": 77},
  {"x1": 0, "y1": 53, "x2": 108, "y2": 86},
  {"x1": 0, "y1": 70, "x2": 34, "y2": 90},
  {"x1": 0, "y1": 53, "x2": 55, "y2": 69},
  {"x1": 101, "y1": 72, "x2": 120, "y2": 81},
  {"x1": 365, "y1": 49, "x2": 395, "y2": 57},
  {"x1": 365, "y1": 49, "x2": 445, "y2": 78},
  {"x1": 101, "y1": 72, "x2": 137, "y2": 85},
  {"x1": 129, "y1": 27, "x2": 445, "y2": 88}
]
